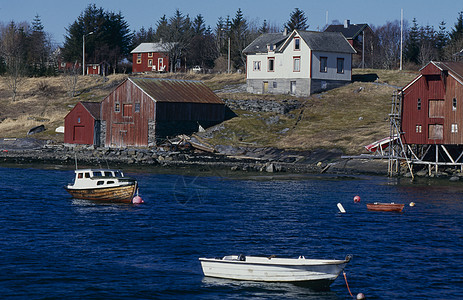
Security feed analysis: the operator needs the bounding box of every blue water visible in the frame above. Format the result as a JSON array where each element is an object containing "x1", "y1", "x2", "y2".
[{"x1": 0, "y1": 166, "x2": 462, "y2": 299}]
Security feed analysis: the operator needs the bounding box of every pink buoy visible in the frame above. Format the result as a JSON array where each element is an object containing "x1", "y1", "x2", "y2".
[
  {"x1": 354, "y1": 195, "x2": 361, "y2": 203},
  {"x1": 132, "y1": 195, "x2": 144, "y2": 204}
]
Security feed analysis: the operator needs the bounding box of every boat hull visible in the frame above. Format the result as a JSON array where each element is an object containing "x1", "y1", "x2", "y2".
[
  {"x1": 367, "y1": 203, "x2": 404, "y2": 212},
  {"x1": 199, "y1": 256, "x2": 349, "y2": 284},
  {"x1": 65, "y1": 183, "x2": 137, "y2": 203}
]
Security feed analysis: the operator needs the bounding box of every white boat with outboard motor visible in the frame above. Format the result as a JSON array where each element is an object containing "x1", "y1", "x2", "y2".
[{"x1": 199, "y1": 254, "x2": 352, "y2": 286}]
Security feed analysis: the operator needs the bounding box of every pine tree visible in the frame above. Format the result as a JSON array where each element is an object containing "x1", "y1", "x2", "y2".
[
  {"x1": 436, "y1": 21, "x2": 448, "y2": 60},
  {"x1": 259, "y1": 20, "x2": 269, "y2": 34},
  {"x1": 405, "y1": 18, "x2": 421, "y2": 64},
  {"x1": 449, "y1": 11, "x2": 463, "y2": 42},
  {"x1": 285, "y1": 8, "x2": 308, "y2": 31},
  {"x1": 62, "y1": 4, "x2": 132, "y2": 73}
]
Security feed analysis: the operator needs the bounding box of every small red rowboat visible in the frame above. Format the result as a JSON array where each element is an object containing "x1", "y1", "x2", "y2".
[{"x1": 366, "y1": 202, "x2": 405, "y2": 212}]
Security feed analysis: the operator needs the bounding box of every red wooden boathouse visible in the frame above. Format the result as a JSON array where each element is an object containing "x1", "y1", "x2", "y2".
[
  {"x1": 100, "y1": 78, "x2": 225, "y2": 147},
  {"x1": 64, "y1": 101, "x2": 101, "y2": 145},
  {"x1": 389, "y1": 61, "x2": 463, "y2": 176},
  {"x1": 401, "y1": 61, "x2": 463, "y2": 145}
]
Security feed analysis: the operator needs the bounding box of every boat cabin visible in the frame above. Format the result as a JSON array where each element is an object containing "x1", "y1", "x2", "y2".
[{"x1": 70, "y1": 169, "x2": 125, "y2": 189}]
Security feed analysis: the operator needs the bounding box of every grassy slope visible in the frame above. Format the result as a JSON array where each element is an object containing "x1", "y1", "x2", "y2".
[{"x1": 0, "y1": 70, "x2": 417, "y2": 155}]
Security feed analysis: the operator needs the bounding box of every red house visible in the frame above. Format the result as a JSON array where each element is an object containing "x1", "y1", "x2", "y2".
[
  {"x1": 401, "y1": 61, "x2": 463, "y2": 145},
  {"x1": 131, "y1": 42, "x2": 173, "y2": 73},
  {"x1": 64, "y1": 101, "x2": 101, "y2": 145},
  {"x1": 100, "y1": 78, "x2": 225, "y2": 147}
]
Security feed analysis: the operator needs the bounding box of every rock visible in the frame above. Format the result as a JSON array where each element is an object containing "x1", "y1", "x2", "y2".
[{"x1": 449, "y1": 176, "x2": 460, "y2": 182}]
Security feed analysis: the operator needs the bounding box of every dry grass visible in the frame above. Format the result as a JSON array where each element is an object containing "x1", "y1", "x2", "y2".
[{"x1": 0, "y1": 69, "x2": 418, "y2": 154}]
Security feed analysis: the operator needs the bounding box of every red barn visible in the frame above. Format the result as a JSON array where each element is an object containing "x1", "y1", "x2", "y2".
[
  {"x1": 64, "y1": 101, "x2": 101, "y2": 145},
  {"x1": 401, "y1": 61, "x2": 463, "y2": 145},
  {"x1": 131, "y1": 43, "x2": 173, "y2": 73},
  {"x1": 101, "y1": 78, "x2": 225, "y2": 147}
]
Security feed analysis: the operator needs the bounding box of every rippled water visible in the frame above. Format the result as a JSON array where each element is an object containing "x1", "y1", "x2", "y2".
[{"x1": 0, "y1": 166, "x2": 462, "y2": 299}]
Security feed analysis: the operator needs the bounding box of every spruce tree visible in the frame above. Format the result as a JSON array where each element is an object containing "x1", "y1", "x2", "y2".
[{"x1": 285, "y1": 8, "x2": 308, "y2": 31}]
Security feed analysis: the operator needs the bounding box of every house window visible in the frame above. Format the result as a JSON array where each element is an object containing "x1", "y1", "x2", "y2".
[
  {"x1": 453, "y1": 98, "x2": 457, "y2": 111},
  {"x1": 320, "y1": 57, "x2": 327, "y2": 73},
  {"x1": 115, "y1": 102, "x2": 120, "y2": 113},
  {"x1": 417, "y1": 98, "x2": 421, "y2": 110},
  {"x1": 273, "y1": 82, "x2": 277, "y2": 88},
  {"x1": 158, "y1": 58, "x2": 164, "y2": 71},
  {"x1": 294, "y1": 37, "x2": 300, "y2": 50},
  {"x1": 148, "y1": 59, "x2": 153, "y2": 67},
  {"x1": 416, "y1": 125, "x2": 422, "y2": 133},
  {"x1": 123, "y1": 104, "x2": 133, "y2": 117},
  {"x1": 268, "y1": 58, "x2": 275, "y2": 72},
  {"x1": 337, "y1": 58, "x2": 344, "y2": 73},
  {"x1": 148, "y1": 52, "x2": 153, "y2": 58},
  {"x1": 452, "y1": 123, "x2": 458, "y2": 133},
  {"x1": 253, "y1": 61, "x2": 261, "y2": 71},
  {"x1": 137, "y1": 53, "x2": 141, "y2": 64},
  {"x1": 135, "y1": 103, "x2": 140, "y2": 113},
  {"x1": 293, "y1": 57, "x2": 301, "y2": 72},
  {"x1": 77, "y1": 117, "x2": 81, "y2": 124}
]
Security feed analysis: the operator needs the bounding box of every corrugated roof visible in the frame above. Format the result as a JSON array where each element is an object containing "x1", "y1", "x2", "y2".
[
  {"x1": 324, "y1": 24, "x2": 369, "y2": 39},
  {"x1": 433, "y1": 61, "x2": 463, "y2": 83},
  {"x1": 80, "y1": 101, "x2": 101, "y2": 119},
  {"x1": 130, "y1": 42, "x2": 176, "y2": 54},
  {"x1": 129, "y1": 78, "x2": 224, "y2": 104}
]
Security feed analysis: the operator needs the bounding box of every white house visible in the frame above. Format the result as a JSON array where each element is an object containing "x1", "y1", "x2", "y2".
[{"x1": 243, "y1": 30, "x2": 356, "y2": 96}]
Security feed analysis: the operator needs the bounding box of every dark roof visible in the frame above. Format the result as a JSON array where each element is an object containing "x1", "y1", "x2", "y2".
[
  {"x1": 129, "y1": 78, "x2": 224, "y2": 104},
  {"x1": 243, "y1": 30, "x2": 355, "y2": 54},
  {"x1": 324, "y1": 24, "x2": 369, "y2": 39},
  {"x1": 243, "y1": 32, "x2": 288, "y2": 54},
  {"x1": 432, "y1": 61, "x2": 463, "y2": 83},
  {"x1": 80, "y1": 101, "x2": 101, "y2": 119},
  {"x1": 298, "y1": 31, "x2": 356, "y2": 53}
]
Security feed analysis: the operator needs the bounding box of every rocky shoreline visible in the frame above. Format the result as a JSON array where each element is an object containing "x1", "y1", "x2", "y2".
[{"x1": 0, "y1": 137, "x2": 389, "y2": 176}]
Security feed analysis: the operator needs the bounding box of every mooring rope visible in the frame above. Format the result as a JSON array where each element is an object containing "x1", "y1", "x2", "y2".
[{"x1": 343, "y1": 271, "x2": 354, "y2": 298}]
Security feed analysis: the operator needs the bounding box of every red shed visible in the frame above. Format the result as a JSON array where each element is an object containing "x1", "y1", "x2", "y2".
[
  {"x1": 64, "y1": 101, "x2": 101, "y2": 145},
  {"x1": 131, "y1": 43, "x2": 173, "y2": 73},
  {"x1": 101, "y1": 78, "x2": 225, "y2": 147},
  {"x1": 401, "y1": 61, "x2": 463, "y2": 145},
  {"x1": 86, "y1": 63, "x2": 101, "y2": 75}
]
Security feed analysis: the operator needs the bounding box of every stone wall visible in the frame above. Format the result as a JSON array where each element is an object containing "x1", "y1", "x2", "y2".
[{"x1": 223, "y1": 99, "x2": 302, "y2": 114}]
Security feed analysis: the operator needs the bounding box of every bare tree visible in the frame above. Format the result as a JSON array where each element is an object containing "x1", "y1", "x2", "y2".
[
  {"x1": 63, "y1": 62, "x2": 80, "y2": 97},
  {"x1": 371, "y1": 21, "x2": 402, "y2": 69},
  {"x1": 0, "y1": 22, "x2": 26, "y2": 101}
]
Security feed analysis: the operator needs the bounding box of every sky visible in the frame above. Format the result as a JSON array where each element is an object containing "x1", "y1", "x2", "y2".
[{"x1": 0, "y1": 0, "x2": 461, "y2": 46}]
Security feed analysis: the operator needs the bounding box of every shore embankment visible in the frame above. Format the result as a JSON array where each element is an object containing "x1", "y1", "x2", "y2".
[{"x1": 0, "y1": 137, "x2": 388, "y2": 176}]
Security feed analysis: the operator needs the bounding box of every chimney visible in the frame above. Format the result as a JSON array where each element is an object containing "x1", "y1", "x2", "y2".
[
  {"x1": 283, "y1": 28, "x2": 288, "y2": 36},
  {"x1": 344, "y1": 20, "x2": 350, "y2": 28}
]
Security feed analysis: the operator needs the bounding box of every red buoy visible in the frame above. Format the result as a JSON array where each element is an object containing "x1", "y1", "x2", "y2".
[
  {"x1": 132, "y1": 195, "x2": 144, "y2": 204},
  {"x1": 354, "y1": 195, "x2": 361, "y2": 203}
]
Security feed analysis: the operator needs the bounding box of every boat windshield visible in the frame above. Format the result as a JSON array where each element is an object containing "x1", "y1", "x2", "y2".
[{"x1": 114, "y1": 171, "x2": 123, "y2": 177}]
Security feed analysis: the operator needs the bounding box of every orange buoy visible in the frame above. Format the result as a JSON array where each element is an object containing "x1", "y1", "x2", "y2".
[{"x1": 354, "y1": 195, "x2": 361, "y2": 203}]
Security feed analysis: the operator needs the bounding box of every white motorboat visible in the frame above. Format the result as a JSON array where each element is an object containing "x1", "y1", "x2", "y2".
[{"x1": 199, "y1": 254, "x2": 351, "y2": 286}]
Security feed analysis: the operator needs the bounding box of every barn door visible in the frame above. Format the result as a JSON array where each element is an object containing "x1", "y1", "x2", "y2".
[
  {"x1": 429, "y1": 124, "x2": 443, "y2": 140},
  {"x1": 73, "y1": 126, "x2": 85, "y2": 143},
  {"x1": 428, "y1": 99, "x2": 444, "y2": 118}
]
